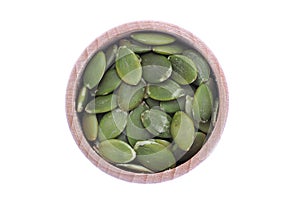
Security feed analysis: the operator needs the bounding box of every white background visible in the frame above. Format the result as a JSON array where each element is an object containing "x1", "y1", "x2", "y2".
[{"x1": 1, "y1": 0, "x2": 299, "y2": 202}]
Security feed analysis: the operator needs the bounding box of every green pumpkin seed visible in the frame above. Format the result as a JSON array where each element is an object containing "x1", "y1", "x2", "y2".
[
  {"x1": 77, "y1": 86, "x2": 88, "y2": 112},
  {"x1": 171, "y1": 111, "x2": 195, "y2": 151},
  {"x1": 134, "y1": 140, "x2": 176, "y2": 172},
  {"x1": 153, "y1": 139, "x2": 171, "y2": 148},
  {"x1": 116, "y1": 46, "x2": 142, "y2": 85},
  {"x1": 183, "y1": 49, "x2": 210, "y2": 85},
  {"x1": 119, "y1": 39, "x2": 151, "y2": 53},
  {"x1": 152, "y1": 44, "x2": 183, "y2": 55},
  {"x1": 192, "y1": 83, "x2": 213, "y2": 123},
  {"x1": 98, "y1": 109, "x2": 128, "y2": 140},
  {"x1": 82, "y1": 113, "x2": 98, "y2": 141},
  {"x1": 147, "y1": 79, "x2": 185, "y2": 101},
  {"x1": 127, "y1": 136, "x2": 139, "y2": 147},
  {"x1": 160, "y1": 97, "x2": 185, "y2": 113},
  {"x1": 105, "y1": 44, "x2": 118, "y2": 69},
  {"x1": 141, "y1": 53, "x2": 172, "y2": 83},
  {"x1": 198, "y1": 120, "x2": 211, "y2": 133},
  {"x1": 185, "y1": 95, "x2": 194, "y2": 119},
  {"x1": 126, "y1": 102, "x2": 152, "y2": 140},
  {"x1": 85, "y1": 94, "x2": 117, "y2": 114},
  {"x1": 116, "y1": 163, "x2": 154, "y2": 173},
  {"x1": 169, "y1": 54, "x2": 198, "y2": 85},
  {"x1": 98, "y1": 139, "x2": 136, "y2": 164},
  {"x1": 177, "y1": 132, "x2": 206, "y2": 164},
  {"x1": 131, "y1": 32, "x2": 176, "y2": 45},
  {"x1": 96, "y1": 67, "x2": 121, "y2": 96},
  {"x1": 207, "y1": 77, "x2": 218, "y2": 100},
  {"x1": 83, "y1": 51, "x2": 106, "y2": 89},
  {"x1": 117, "y1": 79, "x2": 146, "y2": 111},
  {"x1": 145, "y1": 97, "x2": 160, "y2": 108},
  {"x1": 141, "y1": 108, "x2": 172, "y2": 138}
]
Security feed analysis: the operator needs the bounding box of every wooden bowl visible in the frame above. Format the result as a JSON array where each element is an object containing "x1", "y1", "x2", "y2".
[{"x1": 65, "y1": 21, "x2": 229, "y2": 183}]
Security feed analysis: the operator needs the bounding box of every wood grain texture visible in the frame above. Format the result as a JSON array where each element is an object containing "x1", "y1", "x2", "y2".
[{"x1": 65, "y1": 21, "x2": 229, "y2": 183}]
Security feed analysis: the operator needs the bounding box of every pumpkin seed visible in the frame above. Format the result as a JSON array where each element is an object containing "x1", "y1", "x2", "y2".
[
  {"x1": 145, "y1": 97, "x2": 160, "y2": 108},
  {"x1": 185, "y1": 95, "x2": 194, "y2": 119},
  {"x1": 119, "y1": 39, "x2": 151, "y2": 53},
  {"x1": 83, "y1": 51, "x2": 106, "y2": 89},
  {"x1": 192, "y1": 83, "x2": 213, "y2": 123},
  {"x1": 141, "y1": 53, "x2": 172, "y2": 83},
  {"x1": 85, "y1": 94, "x2": 117, "y2": 114},
  {"x1": 116, "y1": 46, "x2": 142, "y2": 85},
  {"x1": 169, "y1": 54, "x2": 198, "y2": 85},
  {"x1": 198, "y1": 120, "x2": 211, "y2": 133},
  {"x1": 153, "y1": 139, "x2": 171, "y2": 148},
  {"x1": 177, "y1": 132, "x2": 206, "y2": 164},
  {"x1": 134, "y1": 140, "x2": 176, "y2": 172},
  {"x1": 116, "y1": 163, "x2": 154, "y2": 173},
  {"x1": 77, "y1": 86, "x2": 88, "y2": 112},
  {"x1": 171, "y1": 111, "x2": 195, "y2": 151},
  {"x1": 126, "y1": 102, "x2": 152, "y2": 140},
  {"x1": 147, "y1": 79, "x2": 185, "y2": 101},
  {"x1": 127, "y1": 136, "x2": 139, "y2": 147},
  {"x1": 98, "y1": 139, "x2": 136, "y2": 164},
  {"x1": 160, "y1": 97, "x2": 185, "y2": 113},
  {"x1": 98, "y1": 109, "x2": 128, "y2": 140},
  {"x1": 141, "y1": 108, "x2": 172, "y2": 138},
  {"x1": 82, "y1": 113, "x2": 98, "y2": 141},
  {"x1": 105, "y1": 44, "x2": 118, "y2": 69},
  {"x1": 96, "y1": 67, "x2": 121, "y2": 96},
  {"x1": 211, "y1": 99, "x2": 219, "y2": 127},
  {"x1": 152, "y1": 44, "x2": 183, "y2": 55},
  {"x1": 117, "y1": 79, "x2": 146, "y2": 111},
  {"x1": 207, "y1": 77, "x2": 218, "y2": 100},
  {"x1": 131, "y1": 32, "x2": 175, "y2": 45},
  {"x1": 183, "y1": 49, "x2": 210, "y2": 85}
]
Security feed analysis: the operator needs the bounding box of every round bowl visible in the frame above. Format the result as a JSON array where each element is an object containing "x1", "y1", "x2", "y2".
[{"x1": 65, "y1": 21, "x2": 229, "y2": 183}]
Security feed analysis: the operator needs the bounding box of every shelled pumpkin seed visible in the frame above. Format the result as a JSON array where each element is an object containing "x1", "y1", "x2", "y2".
[{"x1": 76, "y1": 31, "x2": 220, "y2": 174}]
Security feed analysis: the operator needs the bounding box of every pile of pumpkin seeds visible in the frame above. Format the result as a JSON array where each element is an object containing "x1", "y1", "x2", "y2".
[{"x1": 76, "y1": 31, "x2": 219, "y2": 173}]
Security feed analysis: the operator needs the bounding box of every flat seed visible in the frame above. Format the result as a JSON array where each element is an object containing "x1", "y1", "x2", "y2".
[
  {"x1": 141, "y1": 108, "x2": 172, "y2": 138},
  {"x1": 82, "y1": 113, "x2": 98, "y2": 141},
  {"x1": 119, "y1": 39, "x2": 151, "y2": 53},
  {"x1": 185, "y1": 95, "x2": 194, "y2": 119},
  {"x1": 141, "y1": 53, "x2": 172, "y2": 83},
  {"x1": 207, "y1": 77, "x2": 218, "y2": 100},
  {"x1": 177, "y1": 132, "x2": 206, "y2": 164},
  {"x1": 105, "y1": 44, "x2": 118, "y2": 69},
  {"x1": 77, "y1": 86, "x2": 88, "y2": 112},
  {"x1": 117, "y1": 79, "x2": 146, "y2": 111},
  {"x1": 98, "y1": 109, "x2": 128, "y2": 140},
  {"x1": 171, "y1": 111, "x2": 195, "y2": 151},
  {"x1": 116, "y1": 46, "x2": 142, "y2": 85},
  {"x1": 85, "y1": 94, "x2": 117, "y2": 114},
  {"x1": 198, "y1": 120, "x2": 211, "y2": 133},
  {"x1": 153, "y1": 139, "x2": 171, "y2": 148},
  {"x1": 183, "y1": 49, "x2": 210, "y2": 85},
  {"x1": 192, "y1": 83, "x2": 213, "y2": 123},
  {"x1": 96, "y1": 67, "x2": 121, "y2": 96},
  {"x1": 134, "y1": 140, "x2": 176, "y2": 172},
  {"x1": 160, "y1": 97, "x2": 185, "y2": 113},
  {"x1": 145, "y1": 97, "x2": 160, "y2": 108},
  {"x1": 83, "y1": 51, "x2": 106, "y2": 89},
  {"x1": 147, "y1": 79, "x2": 185, "y2": 101},
  {"x1": 131, "y1": 32, "x2": 176, "y2": 45},
  {"x1": 116, "y1": 163, "x2": 154, "y2": 173},
  {"x1": 152, "y1": 44, "x2": 183, "y2": 55},
  {"x1": 169, "y1": 54, "x2": 198, "y2": 85},
  {"x1": 126, "y1": 102, "x2": 152, "y2": 140},
  {"x1": 98, "y1": 139, "x2": 136, "y2": 164}
]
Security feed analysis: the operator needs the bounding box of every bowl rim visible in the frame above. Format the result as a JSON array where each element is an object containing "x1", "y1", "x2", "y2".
[{"x1": 65, "y1": 20, "x2": 229, "y2": 183}]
